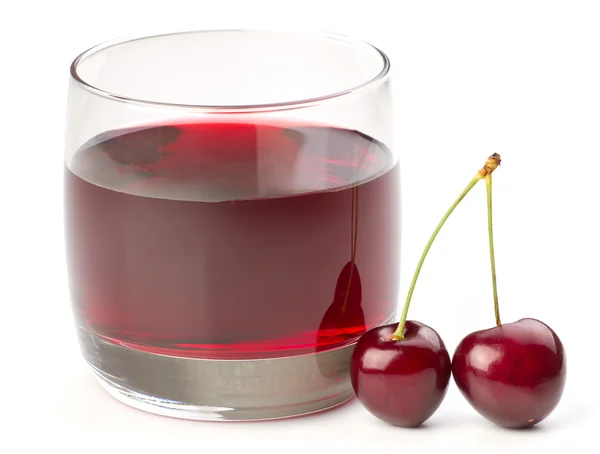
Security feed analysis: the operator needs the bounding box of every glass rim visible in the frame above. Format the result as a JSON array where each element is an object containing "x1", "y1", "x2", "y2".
[{"x1": 69, "y1": 29, "x2": 391, "y2": 113}]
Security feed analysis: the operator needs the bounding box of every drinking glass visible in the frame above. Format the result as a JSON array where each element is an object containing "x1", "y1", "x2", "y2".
[{"x1": 64, "y1": 30, "x2": 399, "y2": 420}]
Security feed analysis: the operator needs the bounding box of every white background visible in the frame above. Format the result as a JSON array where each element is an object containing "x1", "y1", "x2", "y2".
[{"x1": 1, "y1": 0, "x2": 599, "y2": 452}]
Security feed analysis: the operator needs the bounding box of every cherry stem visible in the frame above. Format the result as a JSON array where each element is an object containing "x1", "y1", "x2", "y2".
[
  {"x1": 485, "y1": 174, "x2": 501, "y2": 326},
  {"x1": 391, "y1": 177, "x2": 480, "y2": 340},
  {"x1": 391, "y1": 153, "x2": 502, "y2": 341}
]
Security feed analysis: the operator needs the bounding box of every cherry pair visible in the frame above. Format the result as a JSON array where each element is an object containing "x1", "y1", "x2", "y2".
[{"x1": 350, "y1": 154, "x2": 566, "y2": 428}]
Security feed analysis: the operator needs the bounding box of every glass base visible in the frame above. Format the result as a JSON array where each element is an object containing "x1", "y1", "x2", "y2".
[{"x1": 78, "y1": 327, "x2": 356, "y2": 421}]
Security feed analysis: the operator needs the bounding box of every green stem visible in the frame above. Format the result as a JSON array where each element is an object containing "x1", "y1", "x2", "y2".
[
  {"x1": 485, "y1": 175, "x2": 501, "y2": 326},
  {"x1": 391, "y1": 175, "x2": 482, "y2": 340},
  {"x1": 391, "y1": 153, "x2": 502, "y2": 341}
]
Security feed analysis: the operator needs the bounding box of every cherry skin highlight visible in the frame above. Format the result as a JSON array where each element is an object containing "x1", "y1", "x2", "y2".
[
  {"x1": 350, "y1": 321, "x2": 451, "y2": 427},
  {"x1": 452, "y1": 318, "x2": 566, "y2": 428}
]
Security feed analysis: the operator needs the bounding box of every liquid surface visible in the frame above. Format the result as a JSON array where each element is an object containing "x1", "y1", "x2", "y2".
[{"x1": 65, "y1": 122, "x2": 400, "y2": 358}]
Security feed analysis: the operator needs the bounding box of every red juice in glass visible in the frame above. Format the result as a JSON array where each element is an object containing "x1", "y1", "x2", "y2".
[
  {"x1": 65, "y1": 121, "x2": 399, "y2": 359},
  {"x1": 64, "y1": 30, "x2": 397, "y2": 420}
]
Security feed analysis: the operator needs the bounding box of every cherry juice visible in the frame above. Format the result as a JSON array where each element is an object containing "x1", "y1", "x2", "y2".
[{"x1": 65, "y1": 121, "x2": 400, "y2": 359}]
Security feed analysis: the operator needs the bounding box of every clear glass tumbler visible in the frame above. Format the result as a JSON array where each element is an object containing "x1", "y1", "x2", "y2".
[{"x1": 64, "y1": 30, "x2": 400, "y2": 420}]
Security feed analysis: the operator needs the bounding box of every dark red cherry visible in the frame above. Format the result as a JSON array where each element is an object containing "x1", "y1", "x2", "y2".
[
  {"x1": 350, "y1": 321, "x2": 451, "y2": 427},
  {"x1": 452, "y1": 318, "x2": 566, "y2": 428}
]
